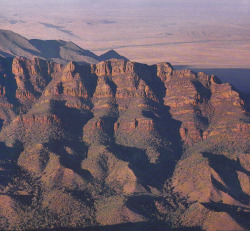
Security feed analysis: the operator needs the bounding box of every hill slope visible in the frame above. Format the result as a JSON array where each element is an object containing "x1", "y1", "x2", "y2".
[
  {"x1": 0, "y1": 56, "x2": 249, "y2": 230},
  {"x1": 0, "y1": 29, "x2": 127, "y2": 64}
]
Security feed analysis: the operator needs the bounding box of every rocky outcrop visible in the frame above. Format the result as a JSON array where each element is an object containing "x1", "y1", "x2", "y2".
[
  {"x1": 114, "y1": 118, "x2": 155, "y2": 132},
  {"x1": 15, "y1": 114, "x2": 60, "y2": 125},
  {"x1": 0, "y1": 56, "x2": 249, "y2": 230},
  {"x1": 11, "y1": 57, "x2": 62, "y2": 111}
]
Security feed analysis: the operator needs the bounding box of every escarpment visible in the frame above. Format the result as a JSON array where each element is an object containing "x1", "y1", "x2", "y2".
[{"x1": 0, "y1": 57, "x2": 249, "y2": 230}]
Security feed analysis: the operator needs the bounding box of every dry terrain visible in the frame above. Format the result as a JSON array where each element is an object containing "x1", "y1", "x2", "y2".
[
  {"x1": 0, "y1": 55, "x2": 249, "y2": 230},
  {"x1": 0, "y1": 0, "x2": 250, "y2": 68}
]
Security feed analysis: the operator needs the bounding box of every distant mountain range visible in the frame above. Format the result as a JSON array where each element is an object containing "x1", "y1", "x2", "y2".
[{"x1": 0, "y1": 29, "x2": 128, "y2": 64}]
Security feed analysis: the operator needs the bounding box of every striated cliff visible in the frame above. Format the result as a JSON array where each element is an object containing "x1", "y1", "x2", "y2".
[{"x1": 0, "y1": 56, "x2": 249, "y2": 230}]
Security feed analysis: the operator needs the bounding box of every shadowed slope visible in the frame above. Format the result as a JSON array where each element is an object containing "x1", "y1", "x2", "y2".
[
  {"x1": 0, "y1": 29, "x2": 41, "y2": 59},
  {"x1": 0, "y1": 29, "x2": 128, "y2": 65},
  {"x1": 98, "y1": 50, "x2": 129, "y2": 62}
]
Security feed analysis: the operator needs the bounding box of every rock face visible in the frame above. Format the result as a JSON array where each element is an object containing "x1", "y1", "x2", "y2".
[{"x1": 0, "y1": 57, "x2": 249, "y2": 230}]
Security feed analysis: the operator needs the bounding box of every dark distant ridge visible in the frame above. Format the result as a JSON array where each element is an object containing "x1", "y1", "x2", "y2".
[
  {"x1": 99, "y1": 49, "x2": 129, "y2": 61},
  {"x1": 0, "y1": 29, "x2": 128, "y2": 64},
  {"x1": 29, "y1": 39, "x2": 100, "y2": 64}
]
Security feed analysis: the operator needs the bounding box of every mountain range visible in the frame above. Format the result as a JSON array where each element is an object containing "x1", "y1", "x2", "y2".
[
  {"x1": 0, "y1": 30, "x2": 249, "y2": 231},
  {"x1": 0, "y1": 29, "x2": 127, "y2": 65}
]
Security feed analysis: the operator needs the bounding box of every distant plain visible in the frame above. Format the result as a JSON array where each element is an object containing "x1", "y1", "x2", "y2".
[{"x1": 0, "y1": 0, "x2": 250, "y2": 92}]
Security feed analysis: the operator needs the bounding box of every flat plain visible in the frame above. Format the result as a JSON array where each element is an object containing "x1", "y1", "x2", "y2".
[{"x1": 0, "y1": 0, "x2": 249, "y2": 67}]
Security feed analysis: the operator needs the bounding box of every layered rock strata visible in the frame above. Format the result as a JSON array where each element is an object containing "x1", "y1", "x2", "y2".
[{"x1": 0, "y1": 57, "x2": 249, "y2": 230}]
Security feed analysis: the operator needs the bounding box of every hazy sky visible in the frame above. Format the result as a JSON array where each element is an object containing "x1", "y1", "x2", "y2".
[{"x1": 1, "y1": 0, "x2": 250, "y2": 18}]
